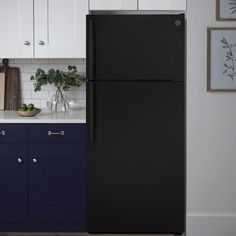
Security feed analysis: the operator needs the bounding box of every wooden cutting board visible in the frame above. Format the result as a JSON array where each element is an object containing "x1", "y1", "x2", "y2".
[
  {"x1": 0, "y1": 73, "x2": 5, "y2": 110},
  {"x1": 0, "y1": 59, "x2": 20, "y2": 110}
]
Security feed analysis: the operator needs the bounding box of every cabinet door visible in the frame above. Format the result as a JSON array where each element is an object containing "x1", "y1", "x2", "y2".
[
  {"x1": 138, "y1": 0, "x2": 186, "y2": 10},
  {"x1": 90, "y1": 0, "x2": 137, "y2": 10},
  {"x1": 0, "y1": 144, "x2": 27, "y2": 223},
  {"x1": 34, "y1": 0, "x2": 88, "y2": 58},
  {"x1": 28, "y1": 142, "x2": 86, "y2": 228},
  {"x1": 0, "y1": 0, "x2": 33, "y2": 58}
]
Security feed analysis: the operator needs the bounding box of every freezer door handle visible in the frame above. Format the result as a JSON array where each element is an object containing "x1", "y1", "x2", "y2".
[
  {"x1": 88, "y1": 17, "x2": 94, "y2": 81},
  {"x1": 89, "y1": 82, "x2": 96, "y2": 142}
]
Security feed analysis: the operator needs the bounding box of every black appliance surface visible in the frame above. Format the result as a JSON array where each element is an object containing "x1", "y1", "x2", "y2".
[
  {"x1": 89, "y1": 14, "x2": 185, "y2": 81},
  {"x1": 87, "y1": 14, "x2": 185, "y2": 234}
]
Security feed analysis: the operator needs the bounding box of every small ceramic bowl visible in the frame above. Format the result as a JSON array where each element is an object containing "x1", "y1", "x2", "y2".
[{"x1": 16, "y1": 109, "x2": 41, "y2": 117}]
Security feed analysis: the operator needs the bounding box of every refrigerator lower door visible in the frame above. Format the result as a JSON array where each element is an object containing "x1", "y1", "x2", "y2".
[{"x1": 87, "y1": 81, "x2": 185, "y2": 234}]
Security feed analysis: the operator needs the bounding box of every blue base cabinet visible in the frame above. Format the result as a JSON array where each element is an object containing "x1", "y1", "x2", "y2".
[
  {"x1": 0, "y1": 143, "x2": 28, "y2": 223},
  {"x1": 0, "y1": 125, "x2": 28, "y2": 224},
  {"x1": 0, "y1": 124, "x2": 86, "y2": 232}
]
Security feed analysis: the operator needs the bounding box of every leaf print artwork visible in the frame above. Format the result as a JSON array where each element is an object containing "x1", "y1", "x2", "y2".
[
  {"x1": 221, "y1": 37, "x2": 236, "y2": 80},
  {"x1": 229, "y1": 0, "x2": 236, "y2": 14}
]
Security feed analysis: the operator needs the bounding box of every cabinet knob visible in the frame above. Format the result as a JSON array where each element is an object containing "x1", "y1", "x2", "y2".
[
  {"x1": 17, "y1": 158, "x2": 23, "y2": 164},
  {"x1": 38, "y1": 41, "x2": 45, "y2": 46},
  {"x1": 32, "y1": 158, "x2": 38, "y2": 164},
  {"x1": 24, "y1": 41, "x2": 30, "y2": 46},
  {"x1": 0, "y1": 130, "x2": 6, "y2": 136}
]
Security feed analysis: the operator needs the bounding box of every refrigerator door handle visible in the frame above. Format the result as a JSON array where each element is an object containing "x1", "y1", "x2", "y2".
[
  {"x1": 89, "y1": 18, "x2": 94, "y2": 80},
  {"x1": 87, "y1": 17, "x2": 96, "y2": 142},
  {"x1": 89, "y1": 82, "x2": 96, "y2": 142}
]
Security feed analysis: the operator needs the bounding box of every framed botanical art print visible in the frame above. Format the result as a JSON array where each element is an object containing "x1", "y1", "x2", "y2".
[
  {"x1": 217, "y1": 0, "x2": 236, "y2": 21},
  {"x1": 207, "y1": 27, "x2": 236, "y2": 91}
]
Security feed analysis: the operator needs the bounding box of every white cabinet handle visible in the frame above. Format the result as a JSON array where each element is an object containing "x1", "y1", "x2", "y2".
[
  {"x1": 32, "y1": 158, "x2": 38, "y2": 164},
  {"x1": 0, "y1": 131, "x2": 6, "y2": 136},
  {"x1": 48, "y1": 131, "x2": 65, "y2": 136},
  {"x1": 17, "y1": 158, "x2": 23, "y2": 164},
  {"x1": 38, "y1": 41, "x2": 45, "y2": 46}
]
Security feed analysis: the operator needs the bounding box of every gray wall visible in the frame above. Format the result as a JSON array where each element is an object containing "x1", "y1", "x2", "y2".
[{"x1": 187, "y1": 0, "x2": 236, "y2": 235}]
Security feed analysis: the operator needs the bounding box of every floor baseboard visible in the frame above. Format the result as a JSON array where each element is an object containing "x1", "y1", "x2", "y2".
[{"x1": 187, "y1": 215, "x2": 236, "y2": 236}]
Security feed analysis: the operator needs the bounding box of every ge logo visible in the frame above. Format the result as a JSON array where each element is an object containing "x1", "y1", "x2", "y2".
[{"x1": 175, "y1": 20, "x2": 182, "y2": 26}]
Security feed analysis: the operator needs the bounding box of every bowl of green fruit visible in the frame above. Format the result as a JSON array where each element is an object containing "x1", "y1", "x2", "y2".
[{"x1": 16, "y1": 103, "x2": 41, "y2": 117}]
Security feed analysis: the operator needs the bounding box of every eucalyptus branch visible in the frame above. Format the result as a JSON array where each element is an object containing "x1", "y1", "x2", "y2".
[{"x1": 30, "y1": 65, "x2": 86, "y2": 92}]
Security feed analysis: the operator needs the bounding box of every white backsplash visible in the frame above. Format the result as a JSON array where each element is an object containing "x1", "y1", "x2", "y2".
[{"x1": 3, "y1": 59, "x2": 86, "y2": 109}]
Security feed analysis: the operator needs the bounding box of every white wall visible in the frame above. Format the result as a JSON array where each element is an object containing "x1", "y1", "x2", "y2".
[{"x1": 187, "y1": 0, "x2": 236, "y2": 235}]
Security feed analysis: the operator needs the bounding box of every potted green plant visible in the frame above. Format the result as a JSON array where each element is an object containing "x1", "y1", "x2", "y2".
[{"x1": 31, "y1": 66, "x2": 85, "y2": 112}]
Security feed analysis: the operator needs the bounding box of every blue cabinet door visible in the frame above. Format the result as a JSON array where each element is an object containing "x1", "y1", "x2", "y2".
[
  {"x1": 28, "y1": 124, "x2": 86, "y2": 230},
  {"x1": 0, "y1": 144, "x2": 28, "y2": 223}
]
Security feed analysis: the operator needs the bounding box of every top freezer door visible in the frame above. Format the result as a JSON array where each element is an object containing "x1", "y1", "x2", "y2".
[{"x1": 87, "y1": 14, "x2": 185, "y2": 81}]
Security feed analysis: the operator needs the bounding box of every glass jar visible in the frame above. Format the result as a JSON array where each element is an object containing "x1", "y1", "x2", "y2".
[{"x1": 46, "y1": 87, "x2": 69, "y2": 112}]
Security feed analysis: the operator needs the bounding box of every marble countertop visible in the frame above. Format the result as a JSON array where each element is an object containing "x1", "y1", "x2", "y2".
[{"x1": 0, "y1": 109, "x2": 86, "y2": 123}]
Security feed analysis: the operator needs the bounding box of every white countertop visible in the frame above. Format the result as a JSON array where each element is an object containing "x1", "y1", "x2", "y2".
[{"x1": 0, "y1": 109, "x2": 86, "y2": 123}]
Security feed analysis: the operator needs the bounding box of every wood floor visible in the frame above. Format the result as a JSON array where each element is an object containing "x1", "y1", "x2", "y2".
[
  {"x1": 0, "y1": 234, "x2": 88, "y2": 236},
  {"x1": 0, "y1": 234, "x2": 182, "y2": 236},
  {"x1": 0, "y1": 234, "x2": 90, "y2": 236}
]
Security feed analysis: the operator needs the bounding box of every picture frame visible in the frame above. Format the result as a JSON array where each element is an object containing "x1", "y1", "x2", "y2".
[
  {"x1": 207, "y1": 27, "x2": 236, "y2": 91},
  {"x1": 216, "y1": 0, "x2": 236, "y2": 21}
]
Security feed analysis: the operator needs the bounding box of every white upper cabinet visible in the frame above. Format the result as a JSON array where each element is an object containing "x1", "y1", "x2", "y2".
[
  {"x1": 0, "y1": 0, "x2": 34, "y2": 58},
  {"x1": 90, "y1": 0, "x2": 138, "y2": 10},
  {"x1": 89, "y1": 0, "x2": 186, "y2": 11},
  {"x1": 35, "y1": 0, "x2": 88, "y2": 58},
  {"x1": 0, "y1": 0, "x2": 88, "y2": 58},
  {"x1": 138, "y1": 0, "x2": 186, "y2": 10}
]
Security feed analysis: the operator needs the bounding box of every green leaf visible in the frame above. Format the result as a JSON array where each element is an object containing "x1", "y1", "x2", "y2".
[{"x1": 30, "y1": 65, "x2": 85, "y2": 92}]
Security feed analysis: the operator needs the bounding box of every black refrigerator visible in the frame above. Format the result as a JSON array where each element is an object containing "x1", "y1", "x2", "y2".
[{"x1": 86, "y1": 14, "x2": 185, "y2": 234}]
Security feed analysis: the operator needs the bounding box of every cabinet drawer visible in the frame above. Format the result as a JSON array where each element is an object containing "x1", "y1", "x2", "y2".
[
  {"x1": 28, "y1": 124, "x2": 86, "y2": 144},
  {"x1": 138, "y1": 0, "x2": 186, "y2": 10},
  {"x1": 0, "y1": 125, "x2": 27, "y2": 143}
]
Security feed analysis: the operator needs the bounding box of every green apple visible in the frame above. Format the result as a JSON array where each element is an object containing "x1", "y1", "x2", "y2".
[
  {"x1": 20, "y1": 103, "x2": 27, "y2": 110},
  {"x1": 27, "y1": 103, "x2": 34, "y2": 110}
]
